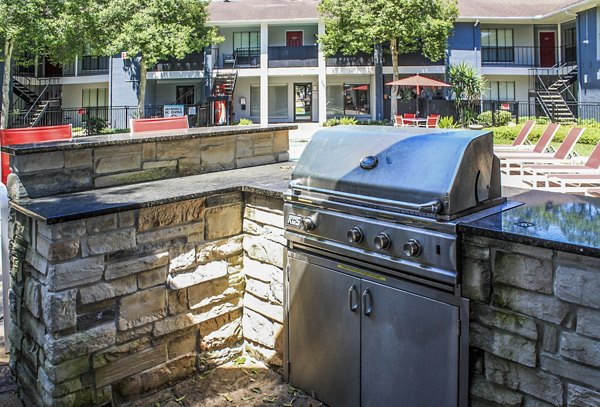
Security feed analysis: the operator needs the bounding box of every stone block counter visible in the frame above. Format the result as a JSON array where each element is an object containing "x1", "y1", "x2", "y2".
[
  {"x1": 3, "y1": 125, "x2": 292, "y2": 199},
  {"x1": 4, "y1": 125, "x2": 600, "y2": 406}
]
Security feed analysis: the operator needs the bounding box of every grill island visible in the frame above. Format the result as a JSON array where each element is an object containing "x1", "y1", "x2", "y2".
[{"x1": 283, "y1": 126, "x2": 512, "y2": 407}]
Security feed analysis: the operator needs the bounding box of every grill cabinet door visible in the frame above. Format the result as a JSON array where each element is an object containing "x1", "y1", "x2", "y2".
[
  {"x1": 361, "y1": 280, "x2": 460, "y2": 407},
  {"x1": 288, "y1": 258, "x2": 361, "y2": 407}
]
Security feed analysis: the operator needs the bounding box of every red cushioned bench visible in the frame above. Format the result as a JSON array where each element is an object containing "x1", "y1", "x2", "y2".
[
  {"x1": 0, "y1": 124, "x2": 72, "y2": 184},
  {"x1": 130, "y1": 116, "x2": 189, "y2": 134}
]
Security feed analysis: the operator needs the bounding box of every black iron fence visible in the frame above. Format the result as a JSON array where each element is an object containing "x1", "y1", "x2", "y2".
[
  {"x1": 396, "y1": 99, "x2": 600, "y2": 128},
  {"x1": 7, "y1": 105, "x2": 209, "y2": 135}
]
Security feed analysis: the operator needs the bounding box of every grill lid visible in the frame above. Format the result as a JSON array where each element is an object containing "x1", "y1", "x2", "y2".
[{"x1": 292, "y1": 126, "x2": 502, "y2": 217}]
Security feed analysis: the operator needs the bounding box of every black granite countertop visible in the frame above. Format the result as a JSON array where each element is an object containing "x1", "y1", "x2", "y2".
[
  {"x1": 459, "y1": 190, "x2": 600, "y2": 258},
  {"x1": 1, "y1": 124, "x2": 297, "y2": 155},
  {"x1": 12, "y1": 163, "x2": 294, "y2": 224}
]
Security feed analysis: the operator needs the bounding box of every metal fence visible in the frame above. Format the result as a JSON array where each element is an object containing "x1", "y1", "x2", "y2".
[
  {"x1": 7, "y1": 105, "x2": 209, "y2": 135},
  {"x1": 396, "y1": 99, "x2": 600, "y2": 128}
]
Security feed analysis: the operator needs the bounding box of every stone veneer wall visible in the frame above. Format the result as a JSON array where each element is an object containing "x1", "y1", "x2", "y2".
[
  {"x1": 9, "y1": 130, "x2": 289, "y2": 198},
  {"x1": 8, "y1": 191, "x2": 286, "y2": 406},
  {"x1": 463, "y1": 234, "x2": 600, "y2": 406}
]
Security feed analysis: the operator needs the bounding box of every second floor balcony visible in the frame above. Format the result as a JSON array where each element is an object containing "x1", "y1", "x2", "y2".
[
  {"x1": 268, "y1": 45, "x2": 318, "y2": 68},
  {"x1": 326, "y1": 51, "x2": 374, "y2": 67},
  {"x1": 482, "y1": 45, "x2": 577, "y2": 68},
  {"x1": 62, "y1": 56, "x2": 110, "y2": 76},
  {"x1": 151, "y1": 51, "x2": 205, "y2": 72}
]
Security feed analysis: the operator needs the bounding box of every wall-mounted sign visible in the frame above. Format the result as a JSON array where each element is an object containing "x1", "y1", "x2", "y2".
[
  {"x1": 188, "y1": 106, "x2": 197, "y2": 115},
  {"x1": 164, "y1": 105, "x2": 185, "y2": 117},
  {"x1": 121, "y1": 51, "x2": 128, "y2": 59}
]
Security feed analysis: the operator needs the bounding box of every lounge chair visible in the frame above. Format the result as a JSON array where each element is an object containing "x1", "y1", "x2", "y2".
[
  {"x1": 130, "y1": 116, "x2": 189, "y2": 133},
  {"x1": 499, "y1": 127, "x2": 584, "y2": 175},
  {"x1": 544, "y1": 173, "x2": 600, "y2": 194},
  {"x1": 494, "y1": 120, "x2": 536, "y2": 151},
  {"x1": 394, "y1": 115, "x2": 403, "y2": 127},
  {"x1": 586, "y1": 188, "x2": 600, "y2": 197},
  {"x1": 522, "y1": 142, "x2": 600, "y2": 188},
  {"x1": 0, "y1": 124, "x2": 72, "y2": 184},
  {"x1": 494, "y1": 123, "x2": 560, "y2": 160}
]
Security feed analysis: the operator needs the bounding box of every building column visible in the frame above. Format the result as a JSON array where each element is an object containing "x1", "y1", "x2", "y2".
[
  {"x1": 260, "y1": 23, "x2": 269, "y2": 127},
  {"x1": 317, "y1": 20, "x2": 327, "y2": 124}
]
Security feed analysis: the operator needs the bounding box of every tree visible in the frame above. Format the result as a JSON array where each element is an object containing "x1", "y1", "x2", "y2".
[
  {"x1": 318, "y1": 0, "x2": 458, "y2": 118},
  {"x1": 101, "y1": 0, "x2": 221, "y2": 116},
  {"x1": 0, "y1": 0, "x2": 108, "y2": 129},
  {"x1": 448, "y1": 62, "x2": 486, "y2": 125}
]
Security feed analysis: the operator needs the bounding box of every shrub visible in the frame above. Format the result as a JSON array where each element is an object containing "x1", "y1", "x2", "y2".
[
  {"x1": 477, "y1": 110, "x2": 512, "y2": 127},
  {"x1": 357, "y1": 120, "x2": 390, "y2": 126},
  {"x1": 85, "y1": 116, "x2": 108, "y2": 135},
  {"x1": 237, "y1": 118, "x2": 254, "y2": 125},
  {"x1": 438, "y1": 116, "x2": 459, "y2": 129},
  {"x1": 324, "y1": 117, "x2": 358, "y2": 127}
]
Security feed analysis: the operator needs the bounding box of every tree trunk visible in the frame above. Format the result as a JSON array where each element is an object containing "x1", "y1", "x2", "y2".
[
  {"x1": 390, "y1": 38, "x2": 399, "y2": 119},
  {"x1": 138, "y1": 58, "x2": 147, "y2": 117},
  {"x1": 1, "y1": 39, "x2": 14, "y2": 130}
]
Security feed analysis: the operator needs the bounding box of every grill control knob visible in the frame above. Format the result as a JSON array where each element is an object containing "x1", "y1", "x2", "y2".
[
  {"x1": 347, "y1": 227, "x2": 363, "y2": 243},
  {"x1": 300, "y1": 217, "x2": 316, "y2": 232},
  {"x1": 403, "y1": 239, "x2": 422, "y2": 257},
  {"x1": 374, "y1": 233, "x2": 391, "y2": 250}
]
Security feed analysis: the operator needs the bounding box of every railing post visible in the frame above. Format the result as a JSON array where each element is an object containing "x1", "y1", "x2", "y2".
[
  {"x1": 515, "y1": 101, "x2": 519, "y2": 124},
  {"x1": 491, "y1": 100, "x2": 496, "y2": 127}
]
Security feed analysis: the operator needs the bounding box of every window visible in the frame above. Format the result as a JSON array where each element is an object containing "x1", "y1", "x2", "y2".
[
  {"x1": 250, "y1": 85, "x2": 260, "y2": 117},
  {"x1": 233, "y1": 32, "x2": 260, "y2": 53},
  {"x1": 485, "y1": 81, "x2": 515, "y2": 101},
  {"x1": 343, "y1": 84, "x2": 370, "y2": 116},
  {"x1": 326, "y1": 85, "x2": 344, "y2": 116},
  {"x1": 481, "y1": 29, "x2": 514, "y2": 63},
  {"x1": 563, "y1": 27, "x2": 576, "y2": 64},
  {"x1": 82, "y1": 88, "x2": 108, "y2": 107},
  {"x1": 176, "y1": 86, "x2": 195, "y2": 105},
  {"x1": 249, "y1": 85, "x2": 289, "y2": 119}
]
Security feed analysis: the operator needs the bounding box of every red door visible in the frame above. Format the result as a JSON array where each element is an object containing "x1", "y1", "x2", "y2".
[
  {"x1": 286, "y1": 31, "x2": 303, "y2": 47},
  {"x1": 539, "y1": 32, "x2": 556, "y2": 67}
]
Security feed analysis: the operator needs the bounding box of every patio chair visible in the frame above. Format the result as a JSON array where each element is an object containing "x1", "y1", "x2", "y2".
[
  {"x1": 522, "y1": 141, "x2": 600, "y2": 188},
  {"x1": 394, "y1": 115, "x2": 403, "y2": 127},
  {"x1": 425, "y1": 115, "x2": 440, "y2": 128},
  {"x1": 0, "y1": 124, "x2": 73, "y2": 184},
  {"x1": 499, "y1": 127, "x2": 585, "y2": 175},
  {"x1": 130, "y1": 116, "x2": 189, "y2": 134},
  {"x1": 494, "y1": 123, "x2": 560, "y2": 160},
  {"x1": 493, "y1": 120, "x2": 536, "y2": 151}
]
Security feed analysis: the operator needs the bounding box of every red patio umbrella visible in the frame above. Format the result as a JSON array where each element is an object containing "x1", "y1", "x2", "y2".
[
  {"x1": 351, "y1": 85, "x2": 369, "y2": 91},
  {"x1": 386, "y1": 74, "x2": 450, "y2": 117}
]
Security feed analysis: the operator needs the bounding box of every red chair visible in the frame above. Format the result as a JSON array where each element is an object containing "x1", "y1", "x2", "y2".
[
  {"x1": 426, "y1": 115, "x2": 440, "y2": 128},
  {"x1": 130, "y1": 116, "x2": 189, "y2": 133},
  {"x1": 394, "y1": 115, "x2": 403, "y2": 127},
  {"x1": 402, "y1": 113, "x2": 416, "y2": 126},
  {"x1": 0, "y1": 124, "x2": 72, "y2": 184}
]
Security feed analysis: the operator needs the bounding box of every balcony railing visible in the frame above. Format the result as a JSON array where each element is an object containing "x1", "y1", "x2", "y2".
[
  {"x1": 80, "y1": 56, "x2": 110, "y2": 75},
  {"x1": 383, "y1": 52, "x2": 444, "y2": 67},
  {"x1": 482, "y1": 45, "x2": 577, "y2": 68},
  {"x1": 326, "y1": 51, "x2": 374, "y2": 67},
  {"x1": 268, "y1": 45, "x2": 318, "y2": 68},
  {"x1": 152, "y1": 51, "x2": 205, "y2": 72}
]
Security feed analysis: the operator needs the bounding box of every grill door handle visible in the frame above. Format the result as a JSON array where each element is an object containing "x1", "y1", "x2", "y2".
[
  {"x1": 348, "y1": 285, "x2": 358, "y2": 312},
  {"x1": 362, "y1": 289, "x2": 372, "y2": 316}
]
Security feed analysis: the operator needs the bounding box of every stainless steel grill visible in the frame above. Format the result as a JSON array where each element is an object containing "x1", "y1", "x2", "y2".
[{"x1": 283, "y1": 126, "x2": 509, "y2": 407}]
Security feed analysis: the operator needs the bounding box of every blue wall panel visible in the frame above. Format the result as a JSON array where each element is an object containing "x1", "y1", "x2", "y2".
[{"x1": 577, "y1": 8, "x2": 600, "y2": 102}]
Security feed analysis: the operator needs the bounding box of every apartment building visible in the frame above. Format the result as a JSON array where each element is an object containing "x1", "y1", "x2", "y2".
[{"x1": 6, "y1": 0, "x2": 600, "y2": 127}]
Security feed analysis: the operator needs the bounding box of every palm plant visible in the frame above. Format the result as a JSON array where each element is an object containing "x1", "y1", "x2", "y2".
[{"x1": 448, "y1": 62, "x2": 486, "y2": 126}]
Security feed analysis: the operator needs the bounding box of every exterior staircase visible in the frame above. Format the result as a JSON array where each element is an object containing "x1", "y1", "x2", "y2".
[
  {"x1": 11, "y1": 77, "x2": 59, "y2": 127},
  {"x1": 211, "y1": 71, "x2": 237, "y2": 98},
  {"x1": 208, "y1": 70, "x2": 238, "y2": 125},
  {"x1": 532, "y1": 66, "x2": 578, "y2": 123}
]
